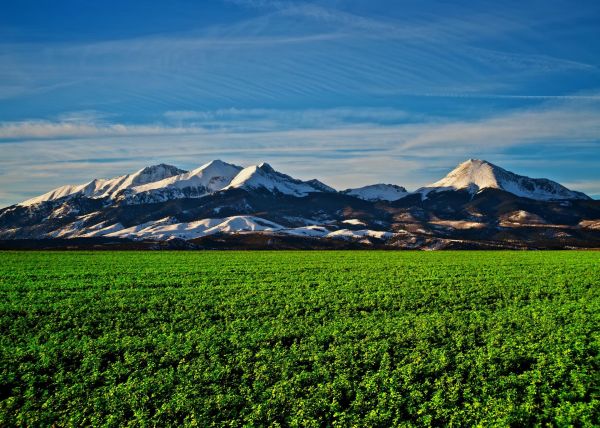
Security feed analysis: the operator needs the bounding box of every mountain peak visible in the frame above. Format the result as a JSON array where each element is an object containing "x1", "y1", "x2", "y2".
[
  {"x1": 343, "y1": 183, "x2": 408, "y2": 202},
  {"x1": 227, "y1": 163, "x2": 333, "y2": 196},
  {"x1": 133, "y1": 164, "x2": 186, "y2": 184},
  {"x1": 200, "y1": 159, "x2": 230, "y2": 168},
  {"x1": 431, "y1": 158, "x2": 500, "y2": 191},
  {"x1": 138, "y1": 163, "x2": 181, "y2": 172},
  {"x1": 257, "y1": 162, "x2": 275, "y2": 173},
  {"x1": 190, "y1": 159, "x2": 242, "y2": 175},
  {"x1": 420, "y1": 159, "x2": 590, "y2": 201},
  {"x1": 127, "y1": 160, "x2": 243, "y2": 201},
  {"x1": 462, "y1": 158, "x2": 488, "y2": 166}
]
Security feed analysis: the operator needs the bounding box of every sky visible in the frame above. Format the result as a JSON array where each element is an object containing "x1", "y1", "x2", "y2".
[{"x1": 1, "y1": 0, "x2": 599, "y2": 206}]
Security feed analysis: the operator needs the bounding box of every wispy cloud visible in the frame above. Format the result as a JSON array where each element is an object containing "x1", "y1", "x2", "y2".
[
  {"x1": 0, "y1": 107, "x2": 417, "y2": 141},
  {"x1": 0, "y1": 121, "x2": 210, "y2": 140},
  {"x1": 561, "y1": 180, "x2": 600, "y2": 198},
  {"x1": 1, "y1": 0, "x2": 597, "y2": 112},
  {"x1": 3, "y1": 99, "x2": 598, "y2": 146},
  {"x1": 163, "y1": 107, "x2": 414, "y2": 128},
  {"x1": 400, "y1": 101, "x2": 600, "y2": 152}
]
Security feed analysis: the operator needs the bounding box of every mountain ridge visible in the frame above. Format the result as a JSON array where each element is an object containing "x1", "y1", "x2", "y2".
[
  {"x1": 20, "y1": 163, "x2": 186, "y2": 206},
  {"x1": 14, "y1": 158, "x2": 591, "y2": 208},
  {"x1": 2, "y1": 158, "x2": 598, "y2": 249}
]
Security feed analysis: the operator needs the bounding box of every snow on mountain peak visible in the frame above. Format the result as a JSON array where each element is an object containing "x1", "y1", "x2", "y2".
[
  {"x1": 100, "y1": 163, "x2": 187, "y2": 195},
  {"x1": 419, "y1": 159, "x2": 590, "y2": 201},
  {"x1": 227, "y1": 163, "x2": 333, "y2": 196},
  {"x1": 187, "y1": 159, "x2": 242, "y2": 183},
  {"x1": 124, "y1": 160, "x2": 243, "y2": 203},
  {"x1": 19, "y1": 163, "x2": 185, "y2": 206},
  {"x1": 198, "y1": 159, "x2": 236, "y2": 170},
  {"x1": 343, "y1": 184, "x2": 408, "y2": 202},
  {"x1": 429, "y1": 159, "x2": 499, "y2": 191}
]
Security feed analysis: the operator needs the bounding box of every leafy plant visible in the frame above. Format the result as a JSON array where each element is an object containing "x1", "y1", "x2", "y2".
[{"x1": 0, "y1": 250, "x2": 598, "y2": 426}]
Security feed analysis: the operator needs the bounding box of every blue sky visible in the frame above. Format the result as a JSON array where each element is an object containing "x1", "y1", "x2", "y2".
[{"x1": 1, "y1": 0, "x2": 599, "y2": 206}]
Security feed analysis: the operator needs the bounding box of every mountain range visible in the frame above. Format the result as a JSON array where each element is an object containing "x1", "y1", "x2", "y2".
[{"x1": 1, "y1": 158, "x2": 599, "y2": 249}]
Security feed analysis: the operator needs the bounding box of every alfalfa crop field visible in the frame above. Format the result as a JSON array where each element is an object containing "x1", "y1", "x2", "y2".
[{"x1": 0, "y1": 250, "x2": 598, "y2": 426}]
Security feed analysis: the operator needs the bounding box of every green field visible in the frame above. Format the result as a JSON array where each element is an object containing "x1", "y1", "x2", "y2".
[{"x1": 1, "y1": 251, "x2": 598, "y2": 426}]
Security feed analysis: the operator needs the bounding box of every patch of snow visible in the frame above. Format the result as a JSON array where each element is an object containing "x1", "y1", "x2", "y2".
[
  {"x1": 429, "y1": 220, "x2": 486, "y2": 229},
  {"x1": 48, "y1": 220, "x2": 89, "y2": 238},
  {"x1": 277, "y1": 225, "x2": 331, "y2": 237},
  {"x1": 342, "y1": 219, "x2": 367, "y2": 226},
  {"x1": 48, "y1": 203, "x2": 78, "y2": 219},
  {"x1": 326, "y1": 229, "x2": 393, "y2": 240},
  {"x1": 579, "y1": 220, "x2": 600, "y2": 230},
  {"x1": 80, "y1": 222, "x2": 125, "y2": 237},
  {"x1": 282, "y1": 216, "x2": 322, "y2": 226},
  {"x1": 501, "y1": 210, "x2": 547, "y2": 225},
  {"x1": 343, "y1": 184, "x2": 408, "y2": 201}
]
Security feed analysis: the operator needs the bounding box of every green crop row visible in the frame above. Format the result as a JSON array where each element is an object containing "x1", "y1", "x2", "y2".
[{"x1": 0, "y1": 251, "x2": 598, "y2": 426}]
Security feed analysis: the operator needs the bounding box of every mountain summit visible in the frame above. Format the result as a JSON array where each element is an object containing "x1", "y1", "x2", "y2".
[
  {"x1": 122, "y1": 160, "x2": 243, "y2": 204},
  {"x1": 343, "y1": 184, "x2": 408, "y2": 202},
  {"x1": 226, "y1": 163, "x2": 335, "y2": 196},
  {"x1": 418, "y1": 159, "x2": 590, "y2": 201}
]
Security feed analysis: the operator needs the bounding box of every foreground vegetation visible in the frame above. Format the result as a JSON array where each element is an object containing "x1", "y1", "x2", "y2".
[{"x1": 0, "y1": 250, "x2": 598, "y2": 426}]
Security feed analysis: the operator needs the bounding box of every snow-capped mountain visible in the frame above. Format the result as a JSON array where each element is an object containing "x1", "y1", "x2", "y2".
[
  {"x1": 20, "y1": 164, "x2": 185, "y2": 206},
  {"x1": 225, "y1": 163, "x2": 335, "y2": 196},
  {"x1": 343, "y1": 184, "x2": 408, "y2": 202},
  {"x1": 2, "y1": 158, "x2": 598, "y2": 249},
  {"x1": 418, "y1": 159, "x2": 591, "y2": 201},
  {"x1": 121, "y1": 160, "x2": 243, "y2": 204}
]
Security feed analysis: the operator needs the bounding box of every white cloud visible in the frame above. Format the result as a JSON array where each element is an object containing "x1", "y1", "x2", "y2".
[
  {"x1": 400, "y1": 102, "x2": 600, "y2": 151},
  {"x1": 0, "y1": 121, "x2": 209, "y2": 140},
  {"x1": 3, "y1": 101, "x2": 599, "y2": 150},
  {"x1": 561, "y1": 180, "x2": 600, "y2": 195}
]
